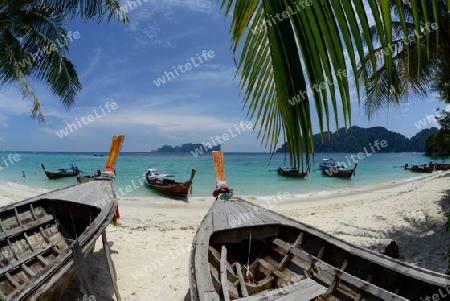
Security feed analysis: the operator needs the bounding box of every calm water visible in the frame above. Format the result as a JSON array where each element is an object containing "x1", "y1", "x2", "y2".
[{"x1": 0, "y1": 151, "x2": 435, "y2": 199}]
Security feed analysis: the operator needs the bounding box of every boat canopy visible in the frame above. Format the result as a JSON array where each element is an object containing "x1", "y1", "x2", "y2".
[{"x1": 149, "y1": 173, "x2": 172, "y2": 179}]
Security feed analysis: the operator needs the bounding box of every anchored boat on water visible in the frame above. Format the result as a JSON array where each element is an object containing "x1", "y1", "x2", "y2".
[
  {"x1": 404, "y1": 164, "x2": 434, "y2": 173},
  {"x1": 276, "y1": 166, "x2": 308, "y2": 178},
  {"x1": 188, "y1": 151, "x2": 450, "y2": 300},
  {"x1": 41, "y1": 164, "x2": 79, "y2": 179},
  {"x1": 321, "y1": 162, "x2": 358, "y2": 178}
]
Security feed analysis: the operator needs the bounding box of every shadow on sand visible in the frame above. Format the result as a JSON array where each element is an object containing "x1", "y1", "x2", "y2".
[
  {"x1": 58, "y1": 241, "x2": 118, "y2": 301},
  {"x1": 333, "y1": 189, "x2": 450, "y2": 273}
]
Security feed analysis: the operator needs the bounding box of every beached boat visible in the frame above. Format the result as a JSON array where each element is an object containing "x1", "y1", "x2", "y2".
[
  {"x1": 276, "y1": 166, "x2": 308, "y2": 178},
  {"x1": 0, "y1": 135, "x2": 124, "y2": 301},
  {"x1": 189, "y1": 151, "x2": 450, "y2": 300},
  {"x1": 405, "y1": 164, "x2": 434, "y2": 173},
  {"x1": 144, "y1": 168, "x2": 196, "y2": 197},
  {"x1": 321, "y1": 162, "x2": 358, "y2": 178},
  {"x1": 41, "y1": 164, "x2": 79, "y2": 179}
]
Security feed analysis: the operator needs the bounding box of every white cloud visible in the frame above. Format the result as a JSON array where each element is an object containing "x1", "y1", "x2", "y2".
[
  {"x1": 0, "y1": 91, "x2": 34, "y2": 126},
  {"x1": 120, "y1": 0, "x2": 218, "y2": 46},
  {"x1": 79, "y1": 47, "x2": 102, "y2": 79}
]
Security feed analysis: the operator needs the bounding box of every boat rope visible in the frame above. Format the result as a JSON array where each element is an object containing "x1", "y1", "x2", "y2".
[
  {"x1": 246, "y1": 232, "x2": 252, "y2": 278},
  {"x1": 70, "y1": 210, "x2": 78, "y2": 239}
]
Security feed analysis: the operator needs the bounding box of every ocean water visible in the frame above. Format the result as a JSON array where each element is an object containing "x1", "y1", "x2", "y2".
[{"x1": 0, "y1": 151, "x2": 436, "y2": 200}]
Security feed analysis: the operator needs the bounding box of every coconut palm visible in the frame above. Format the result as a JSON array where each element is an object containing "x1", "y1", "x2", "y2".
[
  {"x1": 219, "y1": 0, "x2": 447, "y2": 169},
  {"x1": 0, "y1": 0, "x2": 127, "y2": 123},
  {"x1": 358, "y1": 0, "x2": 450, "y2": 118}
]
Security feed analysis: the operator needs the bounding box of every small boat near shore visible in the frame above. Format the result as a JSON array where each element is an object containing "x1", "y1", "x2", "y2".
[
  {"x1": 189, "y1": 151, "x2": 450, "y2": 300},
  {"x1": 76, "y1": 169, "x2": 102, "y2": 183},
  {"x1": 321, "y1": 162, "x2": 358, "y2": 178},
  {"x1": 405, "y1": 164, "x2": 434, "y2": 173},
  {"x1": 429, "y1": 162, "x2": 450, "y2": 171},
  {"x1": 41, "y1": 164, "x2": 79, "y2": 179},
  {"x1": 144, "y1": 168, "x2": 196, "y2": 197},
  {"x1": 0, "y1": 135, "x2": 124, "y2": 301},
  {"x1": 276, "y1": 166, "x2": 308, "y2": 178}
]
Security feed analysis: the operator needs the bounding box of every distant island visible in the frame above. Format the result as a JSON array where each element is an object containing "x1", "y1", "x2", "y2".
[
  {"x1": 151, "y1": 143, "x2": 221, "y2": 153},
  {"x1": 276, "y1": 126, "x2": 438, "y2": 153}
]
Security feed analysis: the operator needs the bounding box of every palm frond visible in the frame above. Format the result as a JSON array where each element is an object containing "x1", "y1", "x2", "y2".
[
  {"x1": 32, "y1": 0, "x2": 129, "y2": 23},
  {"x1": 220, "y1": 0, "x2": 443, "y2": 166},
  {"x1": 0, "y1": 3, "x2": 82, "y2": 121}
]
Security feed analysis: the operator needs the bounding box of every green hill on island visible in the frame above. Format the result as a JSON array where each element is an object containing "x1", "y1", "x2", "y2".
[
  {"x1": 276, "y1": 126, "x2": 438, "y2": 153},
  {"x1": 151, "y1": 143, "x2": 221, "y2": 153}
]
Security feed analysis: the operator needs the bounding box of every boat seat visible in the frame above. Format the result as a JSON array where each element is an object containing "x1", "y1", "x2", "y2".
[
  {"x1": 274, "y1": 278, "x2": 327, "y2": 301},
  {"x1": 162, "y1": 179, "x2": 175, "y2": 185}
]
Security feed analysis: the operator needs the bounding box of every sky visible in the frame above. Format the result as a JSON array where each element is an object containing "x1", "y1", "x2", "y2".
[{"x1": 0, "y1": 0, "x2": 445, "y2": 152}]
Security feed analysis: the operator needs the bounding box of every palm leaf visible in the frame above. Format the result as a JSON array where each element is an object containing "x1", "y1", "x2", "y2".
[{"x1": 220, "y1": 0, "x2": 443, "y2": 167}]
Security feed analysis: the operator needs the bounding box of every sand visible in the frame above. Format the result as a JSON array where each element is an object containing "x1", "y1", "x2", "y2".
[{"x1": 0, "y1": 171, "x2": 449, "y2": 300}]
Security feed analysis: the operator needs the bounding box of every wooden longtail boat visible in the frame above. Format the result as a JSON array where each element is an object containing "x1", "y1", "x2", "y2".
[
  {"x1": 429, "y1": 162, "x2": 450, "y2": 171},
  {"x1": 144, "y1": 168, "x2": 196, "y2": 197},
  {"x1": 0, "y1": 135, "x2": 124, "y2": 301},
  {"x1": 321, "y1": 162, "x2": 358, "y2": 178},
  {"x1": 189, "y1": 151, "x2": 450, "y2": 301},
  {"x1": 276, "y1": 167, "x2": 308, "y2": 178},
  {"x1": 41, "y1": 164, "x2": 79, "y2": 179},
  {"x1": 76, "y1": 170, "x2": 102, "y2": 183},
  {"x1": 404, "y1": 164, "x2": 434, "y2": 173}
]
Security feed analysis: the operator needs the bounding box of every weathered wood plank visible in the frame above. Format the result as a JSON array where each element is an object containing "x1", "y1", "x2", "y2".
[
  {"x1": 276, "y1": 280, "x2": 327, "y2": 301},
  {"x1": 212, "y1": 212, "x2": 229, "y2": 232},
  {"x1": 20, "y1": 263, "x2": 36, "y2": 277},
  {"x1": 235, "y1": 262, "x2": 249, "y2": 297},
  {"x1": 5, "y1": 272, "x2": 20, "y2": 289},
  {"x1": 220, "y1": 245, "x2": 230, "y2": 301},
  {"x1": 202, "y1": 292, "x2": 221, "y2": 301},
  {"x1": 0, "y1": 289, "x2": 7, "y2": 300},
  {"x1": 102, "y1": 230, "x2": 121, "y2": 301},
  {"x1": 72, "y1": 241, "x2": 98, "y2": 299},
  {"x1": 13, "y1": 208, "x2": 22, "y2": 226},
  {"x1": 233, "y1": 198, "x2": 282, "y2": 224},
  {"x1": 237, "y1": 278, "x2": 322, "y2": 301},
  {"x1": 193, "y1": 213, "x2": 220, "y2": 300},
  {"x1": 272, "y1": 238, "x2": 410, "y2": 301},
  {"x1": 226, "y1": 203, "x2": 264, "y2": 227},
  {"x1": 0, "y1": 240, "x2": 55, "y2": 275},
  {"x1": 279, "y1": 232, "x2": 303, "y2": 270},
  {"x1": 256, "y1": 259, "x2": 291, "y2": 285},
  {"x1": 227, "y1": 199, "x2": 265, "y2": 226}
]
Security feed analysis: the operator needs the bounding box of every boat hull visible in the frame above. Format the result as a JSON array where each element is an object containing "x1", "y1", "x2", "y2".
[
  {"x1": 408, "y1": 167, "x2": 434, "y2": 173},
  {"x1": 145, "y1": 179, "x2": 192, "y2": 197},
  {"x1": 189, "y1": 197, "x2": 450, "y2": 300},
  {"x1": 434, "y1": 164, "x2": 450, "y2": 170},
  {"x1": 144, "y1": 168, "x2": 196, "y2": 197},
  {"x1": 321, "y1": 163, "x2": 358, "y2": 178},
  {"x1": 321, "y1": 169, "x2": 355, "y2": 178},
  {"x1": 44, "y1": 171, "x2": 78, "y2": 179},
  {"x1": 276, "y1": 168, "x2": 307, "y2": 178},
  {"x1": 0, "y1": 179, "x2": 117, "y2": 301}
]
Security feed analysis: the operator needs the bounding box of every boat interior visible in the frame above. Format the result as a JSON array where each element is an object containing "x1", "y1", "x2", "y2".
[
  {"x1": 207, "y1": 224, "x2": 439, "y2": 300},
  {"x1": 0, "y1": 199, "x2": 100, "y2": 298}
]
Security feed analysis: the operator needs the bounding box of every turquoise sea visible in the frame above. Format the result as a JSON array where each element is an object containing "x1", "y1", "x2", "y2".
[{"x1": 0, "y1": 151, "x2": 438, "y2": 200}]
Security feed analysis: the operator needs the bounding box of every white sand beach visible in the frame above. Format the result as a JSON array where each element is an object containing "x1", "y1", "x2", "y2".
[{"x1": 0, "y1": 172, "x2": 449, "y2": 300}]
